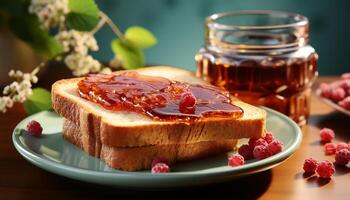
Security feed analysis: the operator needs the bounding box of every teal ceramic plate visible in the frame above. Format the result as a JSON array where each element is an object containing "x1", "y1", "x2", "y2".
[{"x1": 13, "y1": 108, "x2": 301, "y2": 189}]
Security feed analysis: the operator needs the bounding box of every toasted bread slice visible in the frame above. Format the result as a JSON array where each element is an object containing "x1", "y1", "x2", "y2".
[
  {"x1": 52, "y1": 66, "x2": 266, "y2": 147},
  {"x1": 63, "y1": 119, "x2": 237, "y2": 171}
]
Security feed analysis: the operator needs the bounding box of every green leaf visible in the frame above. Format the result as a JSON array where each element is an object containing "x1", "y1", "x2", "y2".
[
  {"x1": 9, "y1": 15, "x2": 63, "y2": 58},
  {"x1": 66, "y1": 0, "x2": 99, "y2": 31},
  {"x1": 24, "y1": 88, "x2": 52, "y2": 115},
  {"x1": 111, "y1": 39, "x2": 144, "y2": 69},
  {"x1": 125, "y1": 26, "x2": 157, "y2": 49}
]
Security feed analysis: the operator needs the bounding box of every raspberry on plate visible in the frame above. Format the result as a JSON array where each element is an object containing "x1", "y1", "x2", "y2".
[
  {"x1": 335, "y1": 149, "x2": 350, "y2": 166},
  {"x1": 238, "y1": 144, "x2": 253, "y2": 160},
  {"x1": 26, "y1": 120, "x2": 43, "y2": 137},
  {"x1": 267, "y1": 140, "x2": 284, "y2": 155},
  {"x1": 263, "y1": 132, "x2": 274, "y2": 144},
  {"x1": 341, "y1": 73, "x2": 350, "y2": 80},
  {"x1": 248, "y1": 138, "x2": 257, "y2": 148},
  {"x1": 303, "y1": 158, "x2": 318, "y2": 173},
  {"x1": 331, "y1": 87, "x2": 346, "y2": 102},
  {"x1": 249, "y1": 138, "x2": 268, "y2": 148},
  {"x1": 151, "y1": 162, "x2": 170, "y2": 174},
  {"x1": 316, "y1": 160, "x2": 335, "y2": 178},
  {"x1": 151, "y1": 157, "x2": 169, "y2": 167},
  {"x1": 228, "y1": 154, "x2": 245, "y2": 167},
  {"x1": 324, "y1": 143, "x2": 337, "y2": 155},
  {"x1": 253, "y1": 145, "x2": 269, "y2": 160},
  {"x1": 320, "y1": 83, "x2": 332, "y2": 98},
  {"x1": 338, "y1": 97, "x2": 350, "y2": 110},
  {"x1": 319, "y1": 128, "x2": 335, "y2": 143},
  {"x1": 336, "y1": 142, "x2": 349, "y2": 152}
]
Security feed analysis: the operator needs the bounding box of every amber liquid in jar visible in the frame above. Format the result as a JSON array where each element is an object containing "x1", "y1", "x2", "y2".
[{"x1": 196, "y1": 11, "x2": 318, "y2": 125}]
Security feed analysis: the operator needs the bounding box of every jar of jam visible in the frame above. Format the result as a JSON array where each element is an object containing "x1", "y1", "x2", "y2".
[{"x1": 195, "y1": 11, "x2": 318, "y2": 125}]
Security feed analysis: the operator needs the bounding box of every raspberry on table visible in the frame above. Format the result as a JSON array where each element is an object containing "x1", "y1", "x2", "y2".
[
  {"x1": 238, "y1": 144, "x2": 253, "y2": 160},
  {"x1": 331, "y1": 87, "x2": 346, "y2": 102},
  {"x1": 324, "y1": 143, "x2": 337, "y2": 155},
  {"x1": 336, "y1": 142, "x2": 349, "y2": 152},
  {"x1": 316, "y1": 160, "x2": 335, "y2": 178},
  {"x1": 303, "y1": 158, "x2": 318, "y2": 173},
  {"x1": 26, "y1": 120, "x2": 43, "y2": 137},
  {"x1": 267, "y1": 140, "x2": 284, "y2": 156},
  {"x1": 320, "y1": 83, "x2": 332, "y2": 98},
  {"x1": 319, "y1": 128, "x2": 335, "y2": 143},
  {"x1": 228, "y1": 154, "x2": 245, "y2": 167},
  {"x1": 263, "y1": 132, "x2": 274, "y2": 144},
  {"x1": 335, "y1": 149, "x2": 350, "y2": 166},
  {"x1": 151, "y1": 157, "x2": 169, "y2": 167},
  {"x1": 179, "y1": 92, "x2": 197, "y2": 114},
  {"x1": 151, "y1": 162, "x2": 170, "y2": 174},
  {"x1": 338, "y1": 97, "x2": 350, "y2": 110},
  {"x1": 253, "y1": 145, "x2": 269, "y2": 160}
]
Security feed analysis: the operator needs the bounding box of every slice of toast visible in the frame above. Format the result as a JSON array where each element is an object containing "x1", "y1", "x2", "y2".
[
  {"x1": 52, "y1": 66, "x2": 266, "y2": 147},
  {"x1": 63, "y1": 119, "x2": 237, "y2": 171}
]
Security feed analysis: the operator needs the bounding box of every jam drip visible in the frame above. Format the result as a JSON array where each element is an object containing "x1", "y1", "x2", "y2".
[{"x1": 77, "y1": 72, "x2": 243, "y2": 121}]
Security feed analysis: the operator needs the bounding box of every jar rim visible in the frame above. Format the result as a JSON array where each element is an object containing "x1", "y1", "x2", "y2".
[{"x1": 206, "y1": 10, "x2": 308, "y2": 31}]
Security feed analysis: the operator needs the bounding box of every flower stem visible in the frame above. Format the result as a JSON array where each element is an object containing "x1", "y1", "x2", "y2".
[{"x1": 99, "y1": 11, "x2": 126, "y2": 41}]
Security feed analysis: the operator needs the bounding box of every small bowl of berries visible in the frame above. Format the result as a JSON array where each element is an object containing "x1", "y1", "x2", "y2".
[{"x1": 316, "y1": 73, "x2": 350, "y2": 116}]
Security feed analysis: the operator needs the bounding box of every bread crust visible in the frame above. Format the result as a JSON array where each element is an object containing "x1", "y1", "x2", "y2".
[{"x1": 53, "y1": 66, "x2": 266, "y2": 147}]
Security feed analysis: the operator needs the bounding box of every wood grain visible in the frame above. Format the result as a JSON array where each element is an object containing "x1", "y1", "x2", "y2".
[{"x1": 0, "y1": 76, "x2": 349, "y2": 200}]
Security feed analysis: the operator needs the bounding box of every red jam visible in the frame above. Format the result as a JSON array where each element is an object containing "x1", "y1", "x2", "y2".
[{"x1": 77, "y1": 72, "x2": 243, "y2": 121}]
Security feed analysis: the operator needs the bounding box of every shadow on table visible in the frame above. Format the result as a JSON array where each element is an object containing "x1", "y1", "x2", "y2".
[
  {"x1": 308, "y1": 111, "x2": 350, "y2": 142},
  {"x1": 63, "y1": 170, "x2": 272, "y2": 199}
]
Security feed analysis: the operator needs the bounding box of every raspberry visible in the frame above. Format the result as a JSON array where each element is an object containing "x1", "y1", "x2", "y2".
[
  {"x1": 335, "y1": 149, "x2": 350, "y2": 166},
  {"x1": 338, "y1": 96, "x2": 350, "y2": 110},
  {"x1": 179, "y1": 92, "x2": 196, "y2": 113},
  {"x1": 238, "y1": 144, "x2": 253, "y2": 160},
  {"x1": 331, "y1": 87, "x2": 346, "y2": 102},
  {"x1": 263, "y1": 132, "x2": 274, "y2": 144},
  {"x1": 248, "y1": 138, "x2": 257, "y2": 148},
  {"x1": 151, "y1": 157, "x2": 169, "y2": 167},
  {"x1": 249, "y1": 138, "x2": 268, "y2": 148},
  {"x1": 339, "y1": 80, "x2": 350, "y2": 90},
  {"x1": 320, "y1": 83, "x2": 332, "y2": 98},
  {"x1": 253, "y1": 145, "x2": 269, "y2": 160},
  {"x1": 324, "y1": 143, "x2": 337, "y2": 155},
  {"x1": 267, "y1": 140, "x2": 284, "y2": 155},
  {"x1": 26, "y1": 120, "x2": 43, "y2": 137},
  {"x1": 320, "y1": 128, "x2": 335, "y2": 143},
  {"x1": 336, "y1": 142, "x2": 349, "y2": 152},
  {"x1": 316, "y1": 160, "x2": 335, "y2": 178},
  {"x1": 303, "y1": 158, "x2": 318, "y2": 173},
  {"x1": 151, "y1": 163, "x2": 170, "y2": 174},
  {"x1": 341, "y1": 73, "x2": 350, "y2": 80},
  {"x1": 228, "y1": 154, "x2": 245, "y2": 167}
]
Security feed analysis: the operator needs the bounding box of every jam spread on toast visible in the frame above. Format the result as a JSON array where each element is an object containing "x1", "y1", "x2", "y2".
[{"x1": 77, "y1": 72, "x2": 243, "y2": 121}]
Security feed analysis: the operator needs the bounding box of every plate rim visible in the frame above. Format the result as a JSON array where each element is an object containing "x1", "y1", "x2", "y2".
[
  {"x1": 315, "y1": 89, "x2": 350, "y2": 116},
  {"x1": 12, "y1": 107, "x2": 302, "y2": 185}
]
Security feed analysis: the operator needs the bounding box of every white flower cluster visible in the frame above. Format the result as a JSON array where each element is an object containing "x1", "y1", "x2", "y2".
[
  {"x1": 29, "y1": 0, "x2": 69, "y2": 30},
  {"x1": 55, "y1": 30, "x2": 108, "y2": 76},
  {"x1": 0, "y1": 68, "x2": 39, "y2": 113},
  {"x1": 55, "y1": 30, "x2": 99, "y2": 54}
]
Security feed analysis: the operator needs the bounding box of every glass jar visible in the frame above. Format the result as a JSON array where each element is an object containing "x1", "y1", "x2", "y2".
[{"x1": 195, "y1": 11, "x2": 318, "y2": 125}]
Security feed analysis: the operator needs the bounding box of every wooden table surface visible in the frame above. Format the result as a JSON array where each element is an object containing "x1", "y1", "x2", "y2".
[{"x1": 1, "y1": 75, "x2": 349, "y2": 200}]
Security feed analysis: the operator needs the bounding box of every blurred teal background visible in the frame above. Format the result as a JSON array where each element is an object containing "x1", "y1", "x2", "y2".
[{"x1": 95, "y1": 0, "x2": 349, "y2": 75}]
